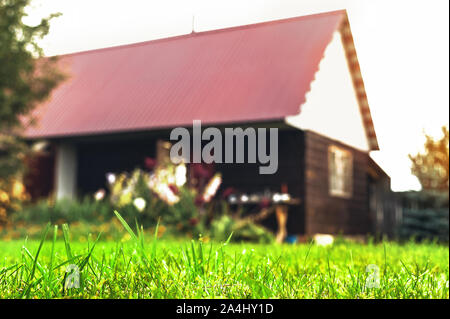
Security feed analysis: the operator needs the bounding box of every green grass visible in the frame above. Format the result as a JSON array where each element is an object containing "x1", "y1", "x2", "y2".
[{"x1": 0, "y1": 213, "x2": 448, "y2": 299}]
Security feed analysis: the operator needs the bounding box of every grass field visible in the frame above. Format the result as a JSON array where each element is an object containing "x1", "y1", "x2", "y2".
[{"x1": 0, "y1": 214, "x2": 448, "y2": 299}]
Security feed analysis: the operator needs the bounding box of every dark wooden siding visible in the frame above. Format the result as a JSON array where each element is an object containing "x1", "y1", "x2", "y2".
[
  {"x1": 23, "y1": 148, "x2": 55, "y2": 200},
  {"x1": 304, "y1": 131, "x2": 371, "y2": 235},
  {"x1": 77, "y1": 136, "x2": 158, "y2": 195},
  {"x1": 368, "y1": 158, "x2": 396, "y2": 237},
  {"x1": 215, "y1": 129, "x2": 305, "y2": 234}
]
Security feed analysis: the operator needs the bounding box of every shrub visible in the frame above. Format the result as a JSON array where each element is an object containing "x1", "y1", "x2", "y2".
[
  {"x1": 397, "y1": 191, "x2": 449, "y2": 242},
  {"x1": 12, "y1": 197, "x2": 113, "y2": 224},
  {"x1": 10, "y1": 161, "x2": 275, "y2": 243},
  {"x1": 399, "y1": 208, "x2": 449, "y2": 242},
  {"x1": 209, "y1": 202, "x2": 274, "y2": 243}
]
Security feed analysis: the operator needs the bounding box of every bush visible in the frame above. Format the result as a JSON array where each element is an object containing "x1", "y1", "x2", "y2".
[
  {"x1": 10, "y1": 162, "x2": 275, "y2": 243},
  {"x1": 209, "y1": 203, "x2": 274, "y2": 244},
  {"x1": 12, "y1": 197, "x2": 113, "y2": 224},
  {"x1": 397, "y1": 191, "x2": 449, "y2": 242},
  {"x1": 399, "y1": 208, "x2": 449, "y2": 242}
]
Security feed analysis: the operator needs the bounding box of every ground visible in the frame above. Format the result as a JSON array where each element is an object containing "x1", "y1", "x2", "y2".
[{"x1": 0, "y1": 233, "x2": 448, "y2": 299}]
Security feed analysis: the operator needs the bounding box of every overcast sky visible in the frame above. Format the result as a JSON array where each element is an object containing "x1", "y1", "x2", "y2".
[{"x1": 24, "y1": 0, "x2": 449, "y2": 191}]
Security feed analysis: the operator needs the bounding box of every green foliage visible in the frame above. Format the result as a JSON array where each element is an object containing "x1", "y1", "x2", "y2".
[
  {"x1": 399, "y1": 190, "x2": 449, "y2": 209},
  {"x1": 397, "y1": 191, "x2": 449, "y2": 242},
  {"x1": 0, "y1": 134, "x2": 27, "y2": 178},
  {"x1": 103, "y1": 167, "x2": 273, "y2": 242},
  {"x1": 211, "y1": 214, "x2": 274, "y2": 243},
  {"x1": 209, "y1": 200, "x2": 274, "y2": 243},
  {"x1": 164, "y1": 187, "x2": 205, "y2": 235},
  {"x1": 12, "y1": 197, "x2": 114, "y2": 224},
  {"x1": 10, "y1": 160, "x2": 274, "y2": 243},
  {"x1": 106, "y1": 168, "x2": 204, "y2": 236},
  {"x1": 0, "y1": 0, "x2": 64, "y2": 130},
  {"x1": 211, "y1": 215, "x2": 235, "y2": 242},
  {"x1": 399, "y1": 209, "x2": 449, "y2": 242},
  {"x1": 0, "y1": 0, "x2": 64, "y2": 181},
  {"x1": 10, "y1": 193, "x2": 274, "y2": 243}
]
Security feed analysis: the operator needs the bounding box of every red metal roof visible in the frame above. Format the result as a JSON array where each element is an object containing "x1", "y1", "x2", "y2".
[{"x1": 24, "y1": 10, "x2": 347, "y2": 139}]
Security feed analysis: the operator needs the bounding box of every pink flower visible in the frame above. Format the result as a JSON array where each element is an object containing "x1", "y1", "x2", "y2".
[
  {"x1": 144, "y1": 157, "x2": 157, "y2": 170},
  {"x1": 168, "y1": 184, "x2": 179, "y2": 195},
  {"x1": 221, "y1": 187, "x2": 235, "y2": 199},
  {"x1": 192, "y1": 163, "x2": 214, "y2": 179}
]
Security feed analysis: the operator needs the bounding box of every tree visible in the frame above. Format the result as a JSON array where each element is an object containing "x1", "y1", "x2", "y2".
[
  {"x1": 0, "y1": 0, "x2": 64, "y2": 180},
  {"x1": 409, "y1": 126, "x2": 449, "y2": 192}
]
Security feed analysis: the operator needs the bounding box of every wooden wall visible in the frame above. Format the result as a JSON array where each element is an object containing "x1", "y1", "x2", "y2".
[
  {"x1": 215, "y1": 129, "x2": 305, "y2": 234},
  {"x1": 368, "y1": 158, "x2": 396, "y2": 237},
  {"x1": 77, "y1": 136, "x2": 158, "y2": 195},
  {"x1": 304, "y1": 130, "x2": 371, "y2": 235}
]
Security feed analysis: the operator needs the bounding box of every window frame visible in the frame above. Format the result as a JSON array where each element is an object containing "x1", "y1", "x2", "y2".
[{"x1": 328, "y1": 145, "x2": 353, "y2": 198}]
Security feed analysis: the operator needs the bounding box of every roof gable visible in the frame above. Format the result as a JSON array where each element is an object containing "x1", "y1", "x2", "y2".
[{"x1": 286, "y1": 30, "x2": 371, "y2": 151}]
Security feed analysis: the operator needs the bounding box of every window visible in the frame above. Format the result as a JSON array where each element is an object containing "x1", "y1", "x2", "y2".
[{"x1": 328, "y1": 145, "x2": 353, "y2": 197}]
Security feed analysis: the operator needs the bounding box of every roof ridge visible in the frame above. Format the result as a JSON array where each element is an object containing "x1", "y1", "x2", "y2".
[{"x1": 46, "y1": 10, "x2": 346, "y2": 59}]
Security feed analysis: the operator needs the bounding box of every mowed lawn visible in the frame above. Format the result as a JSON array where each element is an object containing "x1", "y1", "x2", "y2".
[{"x1": 0, "y1": 225, "x2": 448, "y2": 299}]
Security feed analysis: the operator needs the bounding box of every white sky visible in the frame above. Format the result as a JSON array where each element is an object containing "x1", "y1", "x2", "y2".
[{"x1": 23, "y1": 0, "x2": 449, "y2": 191}]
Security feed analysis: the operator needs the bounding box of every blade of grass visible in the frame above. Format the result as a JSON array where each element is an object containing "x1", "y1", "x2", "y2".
[
  {"x1": 22, "y1": 222, "x2": 50, "y2": 298},
  {"x1": 114, "y1": 210, "x2": 138, "y2": 241},
  {"x1": 62, "y1": 223, "x2": 73, "y2": 260}
]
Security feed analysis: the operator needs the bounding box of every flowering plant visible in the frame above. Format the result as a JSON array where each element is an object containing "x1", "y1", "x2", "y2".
[{"x1": 103, "y1": 159, "x2": 214, "y2": 236}]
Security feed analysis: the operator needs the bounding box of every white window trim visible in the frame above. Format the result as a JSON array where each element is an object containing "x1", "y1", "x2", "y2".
[{"x1": 328, "y1": 145, "x2": 353, "y2": 198}]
